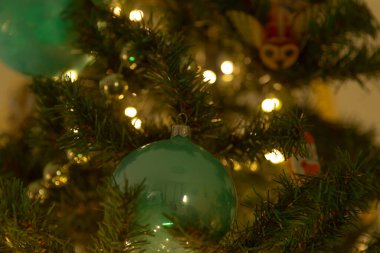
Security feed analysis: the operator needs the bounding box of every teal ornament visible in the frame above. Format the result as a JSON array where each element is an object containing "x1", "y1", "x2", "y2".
[
  {"x1": 114, "y1": 126, "x2": 237, "y2": 252},
  {"x1": 0, "y1": 0, "x2": 87, "y2": 76}
]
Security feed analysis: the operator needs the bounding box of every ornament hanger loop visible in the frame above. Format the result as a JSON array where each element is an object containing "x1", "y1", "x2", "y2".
[
  {"x1": 176, "y1": 113, "x2": 188, "y2": 125},
  {"x1": 172, "y1": 113, "x2": 190, "y2": 138}
]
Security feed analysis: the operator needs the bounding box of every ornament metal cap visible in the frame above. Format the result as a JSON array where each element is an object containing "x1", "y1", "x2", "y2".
[
  {"x1": 171, "y1": 124, "x2": 191, "y2": 137},
  {"x1": 171, "y1": 113, "x2": 191, "y2": 137}
]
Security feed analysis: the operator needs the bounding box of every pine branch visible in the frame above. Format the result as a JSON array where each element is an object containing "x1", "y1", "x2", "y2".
[
  {"x1": 214, "y1": 109, "x2": 308, "y2": 162},
  {"x1": 225, "y1": 150, "x2": 380, "y2": 252},
  {"x1": 89, "y1": 178, "x2": 148, "y2": 253},
  {"x1": 0, "y1": 177, "x2": 74, "y2": 252}
]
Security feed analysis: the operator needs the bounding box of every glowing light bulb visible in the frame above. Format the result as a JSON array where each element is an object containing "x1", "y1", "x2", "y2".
[
  {"x1": 232, "y1": 160, "x2": 242, "y2": 171},
  {"x1": 203, "y1": 70, "x2": 216, "y2": 84},
  {"x1": 273, "y1": 83, "x2": 283, "y2": 90},
  {"x1": 131, "y1": 117, "x2": 142, "y2": 129},
  {"x1": 250, "y1": 161, "x2": 259, "y2": 172},
  {"x1": 182, "y1": 195, "x2": 188, "y2": 203},
  {"x1": 265, "y1": 149, "x2": 285, "y2": 164},
  {"x1": 261, "y1": 98, "x2": 282, "y2": 112},
  {"x1": 124, "y1": 106, "x2": 137, "y2": 118},
  {"x1": 221, "y1": 61, "x2": 234, "y2": 74},
  {"x1": 259, "y1": 74, "x2": 271, "y2": 84},
  {"x1": 129, "y1": 9, "x2": 144, "y2": 22},
  {"x1": 64, "y1": 70, "x2": 78, "y2": 82},
  {"x1": 112, "y1": 6, "x2": 122, "y2": 16}
]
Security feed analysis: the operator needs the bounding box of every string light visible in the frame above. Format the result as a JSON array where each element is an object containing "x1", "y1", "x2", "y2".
[
  {"x1": 250, "y1": 161, "x2": 259, "y2": 172},
  {"x1": 129, "y1": 9, "x2": 144, "y2": 22},
  {"x1": 124, "y1": 106, "x2": 137, "y2": 118},
  {"x1": 203, "y1": 70, "x2": 217, "y2": 84},
  {"x1": 221, "y1": 60, "x2": 234, "y2": 74},
  {"x1": 63, "y1": 69, "x2": 78, "y2": 82},
  {"x1": 261, "y1": 98, "x2": 282, "y2": 112},
  {"x1": 131, "y1": 117, "x2": 142, "y2": 129},
  {"x1": 232, "y1": 159, "x2": 242, "y2": 171},
  {"x1": 265, "y1": 149, "x2": 285, "y2": 164},
  {"x1": 112, "y1": 6, "x2": 122, "y2": 16},
  {"x1": 259, "y1": 74, "x2": 271, "y2": 84}
]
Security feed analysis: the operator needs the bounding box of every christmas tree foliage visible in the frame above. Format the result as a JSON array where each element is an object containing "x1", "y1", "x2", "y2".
[{"x1": 1, "y1": 0, "x2": 380, "y2": 252}]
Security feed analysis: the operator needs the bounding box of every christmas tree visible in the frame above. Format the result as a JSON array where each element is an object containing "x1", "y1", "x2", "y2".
[{"x1": 1, "y1": 0, "x2": 380, "y2": 252}]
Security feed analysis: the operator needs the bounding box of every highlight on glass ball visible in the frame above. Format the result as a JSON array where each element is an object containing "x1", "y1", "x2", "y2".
[
  {"x1": 99, "y1": 73, "x2": 129, "y2": 98},
  {"x1": 120, "y1": 44, "x2": 138, "y2": 70},
  {"x1": 66, "y1": 149, "x2": 91, "y2": 164},
  {"x1": 114, "y1": 127, "x2": 237, "y2": 251},
  {"x1": 43, "y1": 163, "x2": 69, "y2": 188}
]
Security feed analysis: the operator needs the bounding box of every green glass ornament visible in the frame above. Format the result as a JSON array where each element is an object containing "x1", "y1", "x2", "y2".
[
  {"x1": 99, "y1": 74, "x2": 128, "y2": 98},
  {"x1": 114, "y1": 125, "x2": 237, "y2": 252},
  {"x1": 0, "y1": 0, "x2": 87, "y2": 76}
]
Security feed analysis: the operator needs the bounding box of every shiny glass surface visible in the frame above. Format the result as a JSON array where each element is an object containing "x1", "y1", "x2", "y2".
[
  {"x1": 114, "y1": 136, "x2": 237, "y2": 252},
  {"x1": 0, "y1": 0, "x2": 86, "y2": 76}
]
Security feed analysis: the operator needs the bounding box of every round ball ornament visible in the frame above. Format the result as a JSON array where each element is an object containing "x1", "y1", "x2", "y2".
[
  {"x1": 43, "y1": 162, "x2": 69, "y2": 188},
  {"x1": 99, "y1": 73, "x2": 128, "y2": 98},
  {"x1": 0, "y1": 0, "x2": 87, "y2": 76},
  {"x1": 114, "y1": 124, "x2": 237, "y2": 252},
  {"x1": 27, "y1": 181, "x2": 48, "y2": 202}
]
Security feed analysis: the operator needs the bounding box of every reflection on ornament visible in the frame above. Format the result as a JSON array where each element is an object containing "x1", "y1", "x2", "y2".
[
  {"x1": 221, "y1": 61, "x2": 234, "y2": 74},
  {"x1": 203, "y1": 70, "x2": 216, "y2": 84},
  {"x1": 43, "y1": 163, "x2": 69, "y2": 187},
  {"x1": 27, "y1": 181, "x2": 48, "y2": 202},
  {"x1": 120, "y1": 44, "x2": 138, "y2": 70},
  {"x1": 99, "y1": 74, "x2": 128, "y2": 98},
  {"x1": 261, "y1": 98, "x2": 282, "y2": 112},
  {"x1": 265, "y1": 149, "x2": 285, "y2": 164},
  {"x1": 124, "y1": 106, "x2": 137, "y2": 118},
  {"x1": 129, "y1": 9, "x2": 144, "y2": 22},
  {"x1": 114, "y1": 131, "x2": 237, "y2": 252},
  {"x1": 66, "y1": 149, "x2": 90, "y2": 164},
  {"x1": 63, "y1": 69, "x2": 78, "y2": 82}
]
